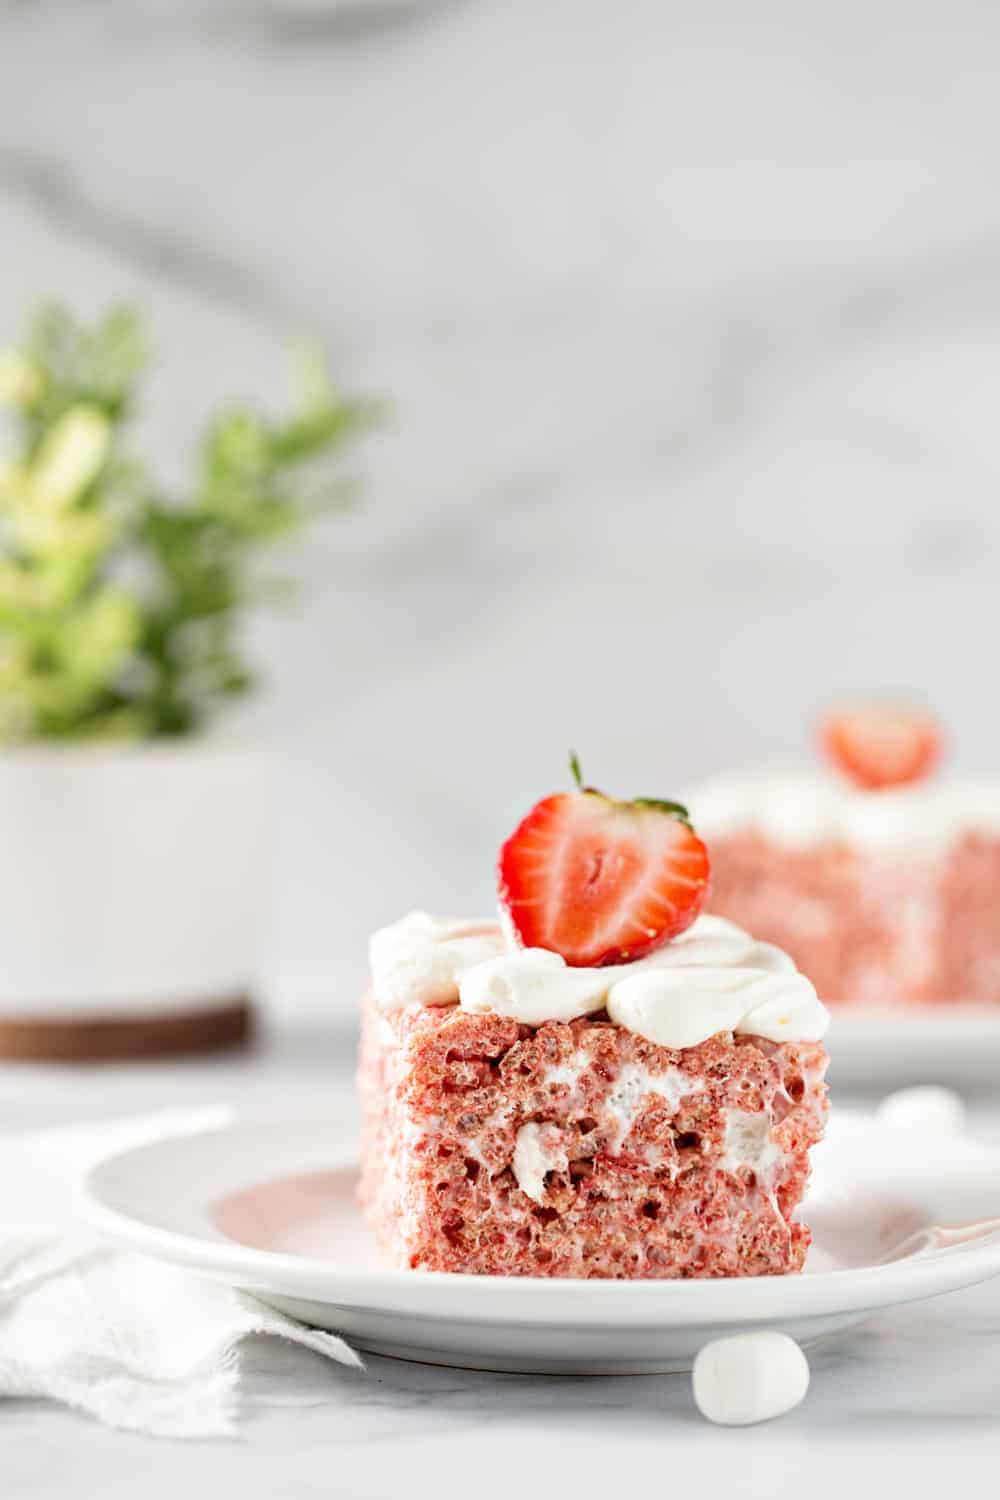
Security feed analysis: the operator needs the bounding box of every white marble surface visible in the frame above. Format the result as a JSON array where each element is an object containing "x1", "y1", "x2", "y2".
[
  {"x1": 3, "y1": 1025, "x2": 1000, "y2": 1494},
  {"x1": 5, "y1": 1295, "x2": 1000, "y2": 1499}
]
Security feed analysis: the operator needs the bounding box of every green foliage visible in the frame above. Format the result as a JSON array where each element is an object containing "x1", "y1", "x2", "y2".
[{"x1": 0, "y1": 305, "x2": 373, "y2": 740}]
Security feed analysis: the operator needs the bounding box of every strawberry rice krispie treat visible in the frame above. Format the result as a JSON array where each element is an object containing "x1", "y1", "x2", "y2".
[
  {"x1": 358, "y1": 759, "x2": 829, "y2": 1279},
  {"x1": 691, "y1": 704, "x2": 1000, "y2": 1006}
]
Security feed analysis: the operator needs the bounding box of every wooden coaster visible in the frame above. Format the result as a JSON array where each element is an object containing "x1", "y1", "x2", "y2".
[{"x1": 0, "y1": 996, "x2": 253, "y2": 1062}]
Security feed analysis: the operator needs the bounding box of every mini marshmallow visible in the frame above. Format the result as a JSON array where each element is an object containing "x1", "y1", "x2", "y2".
[
  {"x1": 876, "y1": 1086, "x2": 966, "y2": 1136},
  {"x1": 511, "y1": 1121, "x2": 568, "y2": 1204},
  {"x1": 692, "y1": 1331, "x2": 809, "y2": 1426}
]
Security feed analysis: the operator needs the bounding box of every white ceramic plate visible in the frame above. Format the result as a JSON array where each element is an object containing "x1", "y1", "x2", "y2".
[
  {"x1": 827, "y1": 1006, "x2": 1000, "y2": 1087},
  {"x1": 82, "y1": 1113, "x2": 1000, "y2": 1375}
]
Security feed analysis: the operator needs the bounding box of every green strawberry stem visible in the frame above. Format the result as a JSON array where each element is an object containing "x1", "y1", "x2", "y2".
[
  {"x1": 569, "y1": 749, "x2": 584, "y2": 789},
  {"x1": 567, "y1": 750, "x2": 691, "y2": 824},
  {"x1": 634, "y1": 797, "x2": 692, "y2": 825}
]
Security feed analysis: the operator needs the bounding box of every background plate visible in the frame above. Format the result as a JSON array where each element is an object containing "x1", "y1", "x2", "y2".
[{"x1": 826, "y1": 1005, "x2": 1000, "y2": 1087}]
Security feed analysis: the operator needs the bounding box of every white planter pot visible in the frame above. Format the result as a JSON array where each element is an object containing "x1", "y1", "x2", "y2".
[{"x1": 0, "y1": 741, "x2": 271, "y2": 1057}]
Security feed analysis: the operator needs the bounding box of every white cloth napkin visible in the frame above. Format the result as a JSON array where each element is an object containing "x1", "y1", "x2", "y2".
[{"x1": 0, "y1": 1109, "x2": 362, "y2": 1438}]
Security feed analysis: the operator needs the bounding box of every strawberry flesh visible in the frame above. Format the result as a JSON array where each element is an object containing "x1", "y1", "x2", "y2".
[
  {"x1": 498, "y1": 789, "x2": 711, "y2": 967},
  {"x1": 820, "y1": 704, "x2": 942, "y2": 791}
]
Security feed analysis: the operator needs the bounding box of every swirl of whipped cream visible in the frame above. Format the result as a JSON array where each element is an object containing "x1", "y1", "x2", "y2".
[
  {"x1": 369, "y1": 911, "x2": 505, "y2": 1011},
  {"x1": 606, "y1": 966, "x2": 826, "y2": 1049},
  {"x1": 459, "y1": 948, "x2": 611, "y2": 1026},
  {"x1": 370, "y1": 910, "x2": 828, "y2": 1048},
  {"x1": 457, "y1": 914, "x2": 827, "y2": 1048},
  {"x1": 455, "y1": 914, "x2": 775, "y2": 1018}
]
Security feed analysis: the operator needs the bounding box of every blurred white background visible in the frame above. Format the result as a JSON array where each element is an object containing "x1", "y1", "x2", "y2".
[{"x1": 3, "y1": 0, "x2": 999, "y2": 1004}]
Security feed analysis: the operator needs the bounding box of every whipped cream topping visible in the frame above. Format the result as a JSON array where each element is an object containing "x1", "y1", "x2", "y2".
[
  {"x1": 459, "y1": 949, "x2": 611, "y2": 1025},
  {"x1": 371, "y1": 909, "x2": 828, "y2": 1050},
  {"x1": 369, "y1": 911, "x2": 505, "y2": 1011},
  {"x1": 688, "y1": 770, "x2": 1000, "y2": 857},
  {"x1": 606, "y1": 963, "x2": 824, "y2": 1050}
]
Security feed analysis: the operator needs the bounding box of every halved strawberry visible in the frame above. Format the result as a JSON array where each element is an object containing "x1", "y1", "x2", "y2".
[
  {"x1": 497, "y1": 756, "x2": 711, "y2": 967},
  {"x1": 819, "y1": 703, "x2": 942, "y2": 790}
]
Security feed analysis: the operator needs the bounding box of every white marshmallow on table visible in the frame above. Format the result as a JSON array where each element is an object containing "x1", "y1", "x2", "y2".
[
  {"x1": 876, "y1": 1086, "x2": 966, "y2": 1136},
  {"x1": 692, "y1": 1331, "x2": 810, "y2": 1426}
]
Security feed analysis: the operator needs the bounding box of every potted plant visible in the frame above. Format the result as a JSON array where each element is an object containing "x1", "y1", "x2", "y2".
[{"x1": 0, "y1": 306, "x2": 372, "y2": 1059}]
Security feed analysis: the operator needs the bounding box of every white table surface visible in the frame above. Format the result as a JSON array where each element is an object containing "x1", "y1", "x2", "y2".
[{"x1": 3, "y1": 1017, "x2": 1000, "y2": 1499}]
